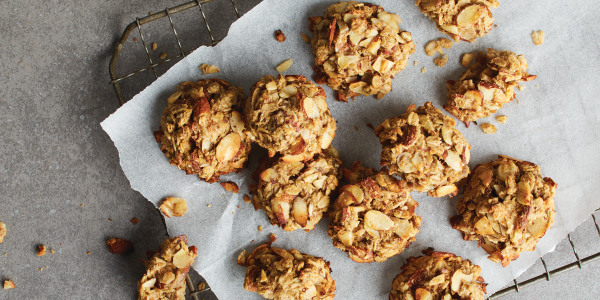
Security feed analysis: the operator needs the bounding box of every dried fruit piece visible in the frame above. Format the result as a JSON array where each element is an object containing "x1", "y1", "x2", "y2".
[
  {"x1": 274, "y1": 29, "x2": 286, "y2": 42},
  {"x1": 200, "y1": 63, "x2": 220, "y2": 74},
  {"x1": 106, "y1": 238, "x2": 134, "y2": 255},
  {"x1": 160, "y1": 197, "x2": 188, "y2": 218},
  {"x1": 480, "y1": 123, "x2": 497, "y2": 134},
  {"x1": 3, "y1": 280, "x2": 16, "y2": 289},
  {"x1": 451, "y1": 155, "x2": 556, "y2": 267},
  {"x1": 37, "y1": 245, "x2": 46, "y2": 257},
  {"x1": 276, "y1": 59, "x2": 293, "y2": 72},
  {"x1": 215, "y1": 133, "x2": 242, "y2": 162},
  {"x1": 531, "y1": 30, "x2": 545, "y2": 45},
  {"x1": 390, "y1": 248, "x2": 486, "y2": 300},
  {"x1": 220, "y1": 181, "x2": 239, "y2": 193}
]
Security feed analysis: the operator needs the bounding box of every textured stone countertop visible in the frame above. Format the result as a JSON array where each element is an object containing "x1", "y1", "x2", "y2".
[{"x1": 0, "y1": 0, "x2": 598, "y2": 299}]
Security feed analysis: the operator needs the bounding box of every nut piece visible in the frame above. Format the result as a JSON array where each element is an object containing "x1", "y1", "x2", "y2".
[
  {"x1": 0, "y1": 222, "x2": 6, "y2": 243},
  {"x1": 220, "y1": 181, "x2": 239, "y2": 193},
  {"x1": 496, "y1": 115, "x2": 507, "y2": 123},
  {"x1": 309, "y1": 2, "x2": 415, "y2": 100},
  {"x1": 200, "y1": 63, "x2": 220, "y2": 74},
  {"x1": 106, "y1": 238, "x2": 134, "y2": 255},
  {"x1": 274, "y1": 29, "x2": 286, "y2": 42},
  {"x1": 390, "y1": 248, "x2": 486, "y2": 300},
  {"x1": 276, "y1": 59, "x2": 293, "y2": 72},
  {"x1": 37, "y1": 245, "x2": 47, "y2": 256},
  {"x1": 160, "y1": 197, "x2": 188, "y2": 218},
  {"x1": 425, "y1": 38, "x2": 453, "y2": 56},
  {"x1": 531, "y1": 30, "x2": 545, "y2": 45},
  {"x1": 434, "y1": 54, "x2": 449, "y2": 67},
  {"x1": 3, "y1": 280, "x2": 16, "y2": 289},
  {"x1": 480, "y1": 123, "x2": 497, "y2": 134},
  {"x1": 451, "y1": 155, "x2": 556, "y2": 267},
  {"x1": 239, "y1": 244, "x2": 336, "y2": 299}
]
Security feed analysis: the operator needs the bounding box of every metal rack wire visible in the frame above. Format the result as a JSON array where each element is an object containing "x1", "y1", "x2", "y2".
[{"x1": 108, "y1": 1, "x2": 600, "y2": 298}]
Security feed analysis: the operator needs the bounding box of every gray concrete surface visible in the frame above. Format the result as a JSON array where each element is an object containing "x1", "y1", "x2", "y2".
[{"x1": 0, "y1": 0, "x2": 598, "y2": 299}]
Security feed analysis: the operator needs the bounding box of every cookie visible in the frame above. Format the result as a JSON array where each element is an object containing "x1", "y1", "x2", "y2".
[
  {"x1": 309, "y1": 1, "x2": 415, "y2": 101},
  {"x1": 416, "y1": 0, "x2": 498, "y2": 42},
  {"x1": 254, "y1": 147, "x2": 342, "y2": 231},
  {"x1": 238, "y1": 243, "x2": 336, "y2": 299},
  {"x1": 245, "y1": 75, "x2": 336, "y2": 162},
  {"x1": 155, "y1": 79, "x2": 251, "y2": 182},
  {"x1": 445, "y1": 49, "x2": 537, "y2": 124},
  {"x1": 390, "y1": 248, "x2": 487, "y2": 300},
  {"x1": 451, "y1": 155, "x2": 557, "y2": 267},
  {"x1": 329, "y1": 163, "x2": 421, "y2": 263},
  {"x1": 375, "y1": 102, "x2": 471, "y2": 197},
  {"x1": 137, "y1": 235, "x2": 197, "y2": 300}
]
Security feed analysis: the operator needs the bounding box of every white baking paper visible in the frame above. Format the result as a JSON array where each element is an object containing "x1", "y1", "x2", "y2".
[{"x1": 101, "y1": 0, "x2": 600, "y2": 298}]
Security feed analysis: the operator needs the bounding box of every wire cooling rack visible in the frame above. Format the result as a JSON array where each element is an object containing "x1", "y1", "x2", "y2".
[{"x1": 108, "y1": 1, "x2": 600, "y2": 298}]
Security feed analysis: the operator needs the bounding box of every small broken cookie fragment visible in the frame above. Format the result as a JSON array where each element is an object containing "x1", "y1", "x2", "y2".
[
  {"x1": 245, "y1": 75, "x2": 337, "y2": 162},
  {"x1": 200, "y1": 63, "x2": 220, "y2": 74},
  {"x1": 220, "y1": 181, "x2": 239, "y2": 193},
  {"x1": 389, "y1": 248, "x2": 487, "y2": 300},
  {"x1": 424, "y1": 38, "x2": 453, "y2": 56},
  {"x1": 106, "y1": 238, "x2": 134, "y2": 255},
  {"x1": 445, "y1": 48, "x2": 536, "y2": 123},
  {"x1": 155, "y1": 79, "x2": 251, "y2": 182},
  {"x1": 329, "y1": 164, "x2": 421, "y2": 262},
  {"x1": 375, "y1": 102, "x2": 471, "y2": 197},
  {"x1": 416, "y1": 0, "x2": 499, "y2": 42},
  {"x1": 451, "y1": 155, "x2": 557, "y2": 267},
  {"x1": 480, "y1": 123, "x2": 496, "y2": 134},
  {"x1": 531, "y1": 30, "x2": 545, "y2": 45},
  {"x1": 274, "y1": 30, "x2": 286, "y2": 42},
  {"x1": 0, "y1": 222, "x2": 6, "y2": 243},
  {"x1": 138, "y1": 235, "x2": 197, "y2": 300},
  {"x1": 434, "y1": 54, "x2": 449, "y2": 67},
  {"x1": 3, "y1": 279, "x2": 16, "y2": 289},
  {"x1": 37, "y1": 245, "x2": 47, "y2": 256},
  {"x1": 309, "y1": 1, "x2": 415, "y2": 100},
  {"x1": 461, "y1": 52, "x2": 475, "y2": 67},
  {"x1": 160, "y1": 197, "x2": 188, "y2": 218},
  {"x1": 496, "y1": 115, "x2": 507, "y2": 123},
  {"x1": 238, "y1": 243, "x2": 336, "y2": 299},
  {"x1": 254, "y1": 147, "x2": 341, "y2": 231}
]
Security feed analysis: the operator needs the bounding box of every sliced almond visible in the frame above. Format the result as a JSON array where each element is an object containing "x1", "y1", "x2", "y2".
[
  {"x1": 338, "y1": 55, "x2": 359, "y2": 69},
  {"x1": 527, "y1": 217, "x2": 549, "y2": 238},
  {"x1": 338, "y1": 230, "x2": 353, "y2": 246},
  {"x1": 516, "y1": 180, "x2": 532, "y2": 205},
  {"x1": 345, "y1": 185, "x2": 364, "y2": 203},
  {"x1": 167, "y1": 90, "x2": 183, "y2": 104},
  {"x1": 441, "y1": 124, "x2": 454, "y2": 145},
  {"x1": 281, "y1": 85, "x2": 298, "y2": 98},
  {"x1": 321, "y1": 125, "x2": 335, "y2": 149},
  {"x1": 276, "y1": 59, "x2": 293, "y2": 73},
  {"x1": 444, "y1": 150, "x2": 462, "y2": 171},
  {"x1": 229, "y1": 111, "x2": 245, "y2": 132},
  {"x1": 140, "y1": 277, "x2": 156, "y2": 290},
  {"x1": 481, "y1": 123, "x2": 497, "y2": 134},
  {"x1": 531, "y1": 30, "x2": 545, "y2": 45},
  {"x1": 415, "y1": 288, "x2": 433, "y2": 300},
  {"x1": 461, "y1": 52, "x2": 475, "y2": 67},
  {"x1": 160, "y1": 197, "x2": 188, "y2": 218},
  {"x1": 272, "y1": 199, "x2": 290, "y2": 225},
  {"x1": 292, "y1": 198, "x2": 309, "y2": 227},
  {"x1": 200, "y1": 64, "x2": 220, "y2": 75},
  {"x1": 393, "y1": 219, "x2": 411, "y2": 238},
  {"x1": 302, "y1": 97, "x2": 320, "y2": 119},
  {"x1": 456, "y1": 5, "x2": 484, "y2": 28},
  {"x1": 364, "y1": 210, "x2": 394, "y2": 231},
  {"x1": 428, "y1": 274, "x2": 446, "y2": 285},
  {"x1": 496, "y1": 115, "x2": 507, "y2": 123},
  {"x1": 450, "y1": 269, "x2": 472, "y2": 292},
  {"x1": 441, "y1": 24, "x2": 459, "y2": 35},
  {"x1": 366, "y1": 38, "x2": 381, "y2": 55},
  {"x1": 474, "y1": 216, "x2": 495, "y2": 235},
  {"x1": 259, "y1": 168, "x2": 278, "y2": 182},
  {"x1": 172, "y1": 248, "x2": 194, "y2": 268},
  {"x1": 215, "y1": 132, "x2": 242, "y2": 162},
  {"x1": 434, "y1": 184, "x2": 458, "y2": 197}
]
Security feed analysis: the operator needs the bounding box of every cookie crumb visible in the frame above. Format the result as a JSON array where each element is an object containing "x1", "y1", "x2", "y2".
[
  {"x1": 0, "y1": 222, "x2": 6, "y2": 243},
  {"x1": 461, "y1": 52, "x2": 475, "y2": 67},
  {"x1": 37, "y1": 245, "x2": 46, "y2": 256},
  {"x1": 3, "y1": 280, "x2": 15, "y2": 289},
  {"x1": 108, "y1": 218, "x2": 113, "y2": 221},
  {"x1": 220, "y1": 182, "x2": 239, "y2": 193},
  {"x1": 425, "y1": 38, "x2": 453, "y2": 56},
  {"x1": 496, "y1": 116, "x2": 507, "y2": 123},
  {"x1": 80, "y1": 203, "x2": 84, "y2": 207},
  {"x1": 531, "y1": 30, "x2": 545, "y2": 45},
  {"x1": 200, "y1": 63, "x2": 220, "y2": 74},
  {"x1": 481, "y1": 123, "x2": 497, "y2": 134},
  {"x1": 151, "y1": 42, "x2": 157, "y2": 51},
  {"x1": 207, "y1": 204, "x2": 211, "y2": 207},
  {"x1": 276, "y1": 59, "x2": 293, "y2": 72},
  {"x1": 413, "y1": 61, "x2": 418, "y2": 66},
  {"x1": 258, "y1": 225, "x2": 263, "y2": 231},
  {"x1": 50, "y1": 249, "x2": 55, "y2": 255},
  {"x1": 434, "y1": 54, "x2": 448, "y2": 67},
  {"x1": 133, "y1": 37, "x2": 138, "y2": 43},
  {"x1": 366, "y1": 123, "x2": 374, "y2": 130},
  {"x1": 243, "y1": 194, "x2": 252, "y2": 203},
  {"x1": 160, "y1": 197, "x2": 187, "y2": 218},
  {"x1": 159, "y1": 52, "x2": 167, "y2": 60},
  {"x1": 130, "y1": 217, "x2": 139, "y2": 224},
  {"x1": 197, "y1": 282, "x2": 206, "y2": 291},
  {"x1": 106, "y1": 238, "x2": 134, "y2": 255},
  {"x1": 354, "y1": 126, "x2": 359, "y2": 131},
  {"x1": 86, "y1": 251, "x2": 92, "y2": 255},
  {"x1": 274, "y1": 30, "x2": 286, "y2": 42},
  {"x1": 269, "y1": 233, "x2": 277, "y2": 243},
  {"x1": 301, "y1": 33, "x2": 311, "y2": 43},
  {"x1": 421, "y1": 67, "x2": 427, "y2": 73},
  {"x1": 517, "y1": 85, "x2": 525, "y2": 91}
]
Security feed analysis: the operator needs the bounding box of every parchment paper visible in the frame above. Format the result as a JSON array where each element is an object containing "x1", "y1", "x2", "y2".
[{"x1": 101, "y1": 0, "x2": 600, "y2": 298}]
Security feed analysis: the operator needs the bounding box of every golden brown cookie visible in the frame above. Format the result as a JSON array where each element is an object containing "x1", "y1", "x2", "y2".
[
  {"x1": 329, "y1": 163, "x2": 421, "y2": 263},
  {"x1": 238, "y1": 243, "x2": 336, "y2": 300},
  {"x1": 451, "y1": 155, "x2": 557, "y2": 267},
  {"x1": 245, "y1": 75, "x2": 336, "y2": 162},
  {"x1": 155, "y1": 79, "x2": 251, "y2": 183},
  {"x1": 137, "y1": 235, "x2": 197, "y2": 300},
  {"x1": 375, "y1": 102, "x2": 471, "y2": 197},
  {"x1": 309, "y1": 1, "x2": 415, "y2": 101},
  {"x1": 416, "y1": 0, "x2": 498, "y2": 42},
  {"x1": 445, "y1": 49, "x2": 537, "y2": 124},
  {"x1": 390, "y1": 248, "x2": 487, "y2": 300},
  {"x1": 254, "y1": 147, "x2": 342, "y2": 231}
]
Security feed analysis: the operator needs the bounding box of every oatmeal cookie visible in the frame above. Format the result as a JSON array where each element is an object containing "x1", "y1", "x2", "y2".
[
  {"x1": 238, "y1": 243, "x2": 336, "y2": 299},
  {"x1": 155, "y1": 79, "x2": 251, "y2": 183},
  {"x1": 375, "y1": 102, "x2": 471, "y2": 197},
  {"x1": 309, "y1": 1, "x2": 415, "y2": 101},
  {"x1": 390, "y1": 248, "x2": 486, "y2": 300},
  {"x1": 245, "y1": 75, "x2": 336, "y2": 162},
  {"x1": 451, "y1": 155, "x2": 557, "y2": 267},
  {"x1": 416, "y1": 0, "x2": 498, "y2": 42},
  {"x1": 254, "y1": 147, "x2": 342, "y2": 231},
  {"x1": 137, "y1": 235, "x2": 197, "y2": 300},
  {"x1": 445, "y1": 48, "x2": 537, "y2": 124},
  {"x1": 329, "y1": 165, "x2": 421, "y2": 263}
]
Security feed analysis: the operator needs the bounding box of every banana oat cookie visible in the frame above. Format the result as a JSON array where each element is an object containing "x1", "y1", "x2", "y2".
[
  {"x1": 329, "y1": 164, "x2": 421, "y2": 263},
  {"x1": 155, "y1": 79, "x2": 251, "y2": 183},
  {"x1": 375, "y1": 102, "x2": 471, "y2": 197},
  {"x1": 238, "y1": 243, "x2": 336, "y2": 299},
  {"x1": 254, "y1": 147, "x2": 342, "y2": 231},
  {"x1": 137, "y1": 235, "x2": 197, "y2": 300},
  {"x1": 390, "y1": 248, "x2": 486, "y2": 300},
  {"x1": 309, "y1": 1, "x2": 415, "y2": 101},
  {"x1": 445, "y1": 48, "x2": 537, "y2": 124},
  {"x1": 416, "y1": 0, "x2": 498, "y2": 42},
  {"x1": 451, "y1": 155, "x2": 557, "y2": 267},
  {"x1": 245, "y1": 75, "x2": 337, "y2": 162}
]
